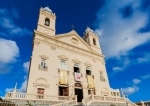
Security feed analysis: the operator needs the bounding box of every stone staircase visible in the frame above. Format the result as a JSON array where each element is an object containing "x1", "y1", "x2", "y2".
[
  {"x1": 81, "y1": 95, "x2": 138, "y2": 106},
  {"x1": 89, "y1": 102, "x2": 127, "y2": 106},
  {"x1": 74, "y1": 102, "x2": 85, "y2": 106}
]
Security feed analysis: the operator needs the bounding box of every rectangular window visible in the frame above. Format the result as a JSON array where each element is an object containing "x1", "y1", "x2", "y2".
[
  {"x1": 39, "y1": 59, "x2": 48, "y2": 70},
  {"x1": 37, "y1": 88, "x2": 44, "y2": 94},
  {"x1": 86, "y1": 70, "x2": 91, "y2": 75},
  {"x1": 41, "y1": 59, "x2": 46, "y2": 67},
  {"x1": 86, "y1": 67, "x2": 91, "y2": 75},
  {"x1": 59, "y1": 60, "x2": 67, "y2": 70},
  {"x1": 37, "y1": 88, "x2": 44, "y2": 99},
  {"x1": 74, "y1": 63, "x2": 80, "y2": 73}
]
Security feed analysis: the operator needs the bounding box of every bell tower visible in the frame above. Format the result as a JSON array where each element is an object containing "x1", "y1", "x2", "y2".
[
  {"x1": 37, "y1": 7, "x2": 56, "y2": 35},
  {"x1": 83, "y1": 27, "x2": 102, "y2": 54}
]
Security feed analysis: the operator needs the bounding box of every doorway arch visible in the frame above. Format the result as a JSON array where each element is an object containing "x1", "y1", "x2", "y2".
[{"x1": 74, "y1": 83, "x2": 83, "y2": 102}]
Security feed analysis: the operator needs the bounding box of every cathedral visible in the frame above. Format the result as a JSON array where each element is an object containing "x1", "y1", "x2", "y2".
[{"x1": 4, "y1": 7, "x2": 138, "y2": 106}]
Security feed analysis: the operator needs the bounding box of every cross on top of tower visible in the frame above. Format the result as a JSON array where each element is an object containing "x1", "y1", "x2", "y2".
[{"x1": 71, "y1": 24, "x2": 75, "y2": 30}]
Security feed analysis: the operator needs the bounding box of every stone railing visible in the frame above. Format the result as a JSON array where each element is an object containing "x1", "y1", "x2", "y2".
[
  {"x1": 51, "y1": 100, "x2": 77, "y2": 106},
  {"x1": 93, "y1": 95, "x2": 126, "y2": 103},
  {"x1": 92, "y1": 95, "x2": 138, "y2": 106},
  {"x1": 5, "y1": 92, "x2": 75, "y2": 101},
  {"x1": 126, "y1": 99, "x2": 138, "y2": 106},
  {"x1": 82, "y1": 95, "x2": 92, "y2": 105}
]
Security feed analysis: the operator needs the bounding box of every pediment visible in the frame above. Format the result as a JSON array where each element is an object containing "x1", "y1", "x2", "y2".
[{"x1": 55, "y1": 30, "x2": 94, "y2": 52}]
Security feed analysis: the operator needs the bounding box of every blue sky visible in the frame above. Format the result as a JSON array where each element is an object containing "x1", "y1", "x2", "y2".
[{"x1": 0, "y1": 0, "x2": 150, "y2": 102}]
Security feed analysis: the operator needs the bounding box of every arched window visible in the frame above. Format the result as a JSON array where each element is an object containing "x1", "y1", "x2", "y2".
[
  {"x1": 60, "y1": 60, "x2": 67, "y2": 70},
  {"x1": 86, "y1": 67, "x2": 91, "y2": 75},
  {"x1": 74, "y1": 63, "x2": 80, "y2": 73},
  {"x1": 93, "y1": 38, "x2": 96, "y2": 45},
  {"x1": 45, "y1": 18, "x2": 50, "y2": 26}
]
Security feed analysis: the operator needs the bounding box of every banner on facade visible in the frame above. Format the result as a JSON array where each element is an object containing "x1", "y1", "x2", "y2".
[
  {"x1": 60, "y1": 70, "x2": 68, "y2": 85},
  {"x1": 87, "y1": 75, "x2": 95, "y2": 89},
  {"x1": 74, "y1": 72, "x2": 81, "y2": 81}
]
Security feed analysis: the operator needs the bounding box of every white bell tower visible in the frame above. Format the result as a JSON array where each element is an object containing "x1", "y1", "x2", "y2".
[
  {"x1": 37, "y1": 7, "x2": 56, "y2": 35},
  {"x1": 83, "y1": 27, "x2": 102, "y2": 54}
]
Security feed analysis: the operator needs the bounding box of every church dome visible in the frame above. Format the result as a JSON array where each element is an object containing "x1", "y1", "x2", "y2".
[{"x1": 42, "y1": 7, "x2": 53, "y2": 13}]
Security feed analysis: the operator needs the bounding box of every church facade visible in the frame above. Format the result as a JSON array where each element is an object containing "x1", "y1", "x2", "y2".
[
  {"x1": 26, "y1": 7, "x2": 120, "y2": 102},
  {"x1": 4, "y1": 7, "x2": 138, "y2": 106}
]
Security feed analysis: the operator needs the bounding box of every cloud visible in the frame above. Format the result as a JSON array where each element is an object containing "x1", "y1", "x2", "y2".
[
  {"x1": 132, "y1": 79, "x2": 141, "y2": 85},
  {"x1": 141, "y1": 74, "x2": 150, "y2": 79},
  {"x1": 95, "y1": 0, "x2": 150, "y2": 58},
  {"x1": 23, "y1": 61, "x2": 30, "y2": 72},
  {"x1": 137, "y1": 53, "x2": 150, "y2": 63},
  {"x1": 18, "y1": 80, "x2": 27, "y2": 92},
  {"x1": 111, "y1": 57, "x2": 130, "y2": 74},
  {"x1": 112, "y1": 66, "x2": 123, "y2": 72},
  {"x1": 0, "y1": 38, "x2": 19, "y2": 74},
  {"x1": 0, "y1": 64, "x2": 13, "y2": 74},
  {"x1": 5, "y1": 88, "x2": 13, "y2": 92},
  {"x1": 0, "y1": 38, "x2": 19, "y2": 64},
  {"x1": 5, "y1": 80, "x2": 27, "y2": 93},
  {"x1": 121, "y1": 78, "x2": 141, "y2": 95},
  {"x1": 122, "y1": 86, "x2": 139, "y2": 95},
  {"x1": 0, "y1": 8, "x2": 31, "y2": 37}
]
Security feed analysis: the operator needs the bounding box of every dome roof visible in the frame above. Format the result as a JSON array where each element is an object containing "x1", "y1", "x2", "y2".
[{"x1": 42, "y1": 7, "x2": 53, "y2": 13}]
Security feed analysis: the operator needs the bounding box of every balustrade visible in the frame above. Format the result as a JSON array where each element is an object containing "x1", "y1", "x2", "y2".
[{"x1": 5, "y1": 92, "x2": 74, "y2": 101}]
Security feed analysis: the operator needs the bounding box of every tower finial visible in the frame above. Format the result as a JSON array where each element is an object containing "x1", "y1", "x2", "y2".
[
  {"x1": 14, "y1": 82, "x2": 17, "y2": 89},
  {"x1": 71, "y1": 24, "x2": 75, "y2": 30},
  {"x1": 120, "y1": 88, "x2": 124, "y2": 97}
]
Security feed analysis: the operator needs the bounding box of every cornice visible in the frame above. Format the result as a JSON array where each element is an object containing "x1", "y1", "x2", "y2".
[
  {"x1": 58, "y1": 55, "x2": 69, "y2": 60},
  {"x1": 34, "y1": 39, "x2": 40, "y2": 45},
  {"x1": 33, "y1": 83, "x2": 50, "y2": 87},
  {"x1": 55, "y1": 30, "x2": 96, "y2": 53},
  {"x1": 34, "y1": 30, "x2": 105, "y2": 61},
  {"x1": 72, "y1": 59, "x2": 81, "y2": 63},
  {"x1": 36, "y1": 37, "x2": 104, "y2": 62},
  {"x1": 40, "y1": 10, "x2": 56, "y2": 20},
  {"x1": 83, "y1": 33, "x2": 99, "y2": 39},
  {"x1": 84, "y1": 62, "x2": 92, "y2": 66},
  {"x1": 37, "y1": 24, "x2": 56, "y2": 31},
  {"x1": 40, "y1": 55, "x2": 49, "y2": 59}
]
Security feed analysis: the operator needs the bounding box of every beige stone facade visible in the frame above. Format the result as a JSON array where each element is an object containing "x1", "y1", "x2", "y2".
[
  {"x1": 5, "y1": 7, "x2": 140, "y2": 106},
  {"x1": 26, "y1": 7, "x2": 120, "y2": 102}
]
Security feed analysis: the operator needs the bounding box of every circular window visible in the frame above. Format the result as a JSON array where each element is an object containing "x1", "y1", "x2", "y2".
[{"x1": 72, "y1": 38, "x2": 78, "y2": 44}]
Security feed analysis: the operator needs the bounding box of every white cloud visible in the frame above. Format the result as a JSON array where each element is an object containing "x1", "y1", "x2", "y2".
[
  {"x1": 112, "y1": 66, "x2": 123, "y2": 72},
  {"x1": 122, "y1": 86, "x2": 139, "y2": 95},
  {"x1": 137, "y1": 53, "x2": 150, "y2": 63},
  {"x1": 0, "y1": 8, "x2": 31, "y2": 36},
  {"x1": 95, "y1": 0, "x2": 150, "y2": 58},
  {"x1": 23, "y1": 61, "x2": 30, "y2": 72},
  {"x1": 141, "y1": 74, "x2": 150, "y2": 79},
  {"x1": 132, "y1": 79, "x2": 141, "y2": 85},
  {"x1": 0, "y1": 38, "x2": 19, "y2": 64},
  {"x1": 18, "y1": 80, "x2": 27, "y2": 92},
  {"x1": 5, "y1": 88, "x2": 13, "y2": 92},
  {"x1": 5, "y1": 80, "x2": 27, "y2": 93}
]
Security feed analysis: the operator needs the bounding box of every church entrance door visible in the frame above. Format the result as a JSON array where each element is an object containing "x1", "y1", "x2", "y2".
[
  {"x1": 74, "y1": 83, "x2": 83, "y2": 102},
  {"x1": 59, "y1": 86, "x2": 69, "y2": 96}
]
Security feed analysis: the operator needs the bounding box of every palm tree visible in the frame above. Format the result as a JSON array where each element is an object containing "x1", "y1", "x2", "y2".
[
  {"x1": 26, "y1": 101, "x2": 33, "y2": 106},
  {"x1": 0, "y1": 97, "x2": 3, "y2": 102}
]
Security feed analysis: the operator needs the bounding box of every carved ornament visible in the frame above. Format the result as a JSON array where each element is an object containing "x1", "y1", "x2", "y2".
[{"x1": 40, "y1": 55, "x2": 49, "y2": 59}]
